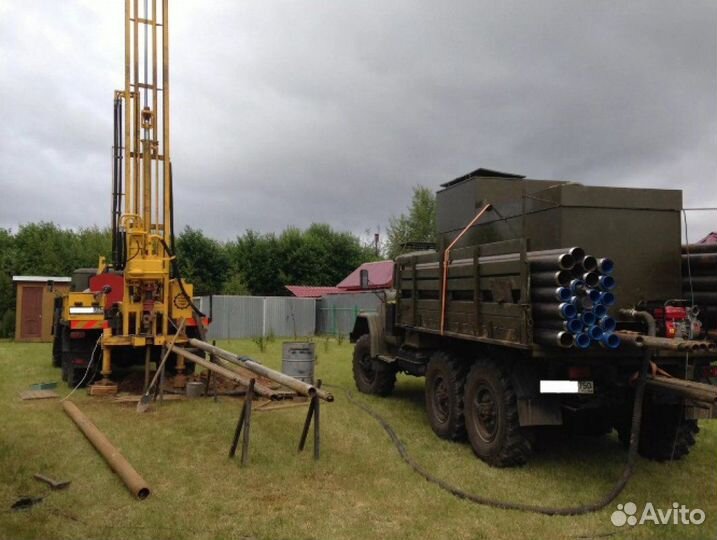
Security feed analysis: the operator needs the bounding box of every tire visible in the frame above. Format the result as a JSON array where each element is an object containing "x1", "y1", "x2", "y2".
[
  {"x1": 463, "y1": 360, "x2": 531, "y2": 467},
  {"x1": 352, "y1": 334, "x2": 396, "y2": 396},
  {"x1": 616, "y1": 395, "x2": 699, "y2": 461},
  {"x1": 425, "y1": 351, "x2": 468, "y2": 441}
]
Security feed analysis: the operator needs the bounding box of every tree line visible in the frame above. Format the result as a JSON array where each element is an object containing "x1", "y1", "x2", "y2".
[{"x1": 0, "y1": 186, "x2": 437, "y2": 338}]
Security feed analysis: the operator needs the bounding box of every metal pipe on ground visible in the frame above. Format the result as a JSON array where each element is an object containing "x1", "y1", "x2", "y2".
[
  {"x1": 531, "y1": 270, "x2": 572, "y2": 287},
  {"x1": 172, "y1": 347, "x2": 280, "y2": 400},
  {"x1": 533, "y1": 329, "x2": 574, "y2": 348},
  {"x1": 188, "y1": 339, "x2": 334, "y2": 402},
  {"x1": 62, "y1": 401, "x2": 150, "y2": 500}
]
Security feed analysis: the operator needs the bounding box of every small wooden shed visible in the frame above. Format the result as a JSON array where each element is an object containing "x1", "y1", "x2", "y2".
[{"x1": 13, "y1": 276, "x2": 71, "y2": 342}]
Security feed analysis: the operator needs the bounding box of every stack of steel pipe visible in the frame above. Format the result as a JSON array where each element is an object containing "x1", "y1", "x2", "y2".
[
  {"x1": 531, "y1": 247, "x2": 620, "y2": 349},
  {"x1": 681, "y1": 244, "x2": 717, "y2": 308}
]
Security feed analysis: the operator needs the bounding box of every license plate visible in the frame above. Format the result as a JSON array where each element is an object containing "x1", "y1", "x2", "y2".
[{"x1": 578, "y1": 381, "x2": 594, "y2": 394}]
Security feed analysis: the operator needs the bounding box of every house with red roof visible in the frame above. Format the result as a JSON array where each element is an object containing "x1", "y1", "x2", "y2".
[{"x1": 286, "y1": 260, "x2": 394, "y2": 298}]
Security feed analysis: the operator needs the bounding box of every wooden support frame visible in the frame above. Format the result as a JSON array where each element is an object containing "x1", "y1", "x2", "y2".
[
  {"x1": 298, "y1": 379, "x2": 322, "y2": 460},
  {"x1": 229, "y1": 379, "x2": 255, "y2": 467}
]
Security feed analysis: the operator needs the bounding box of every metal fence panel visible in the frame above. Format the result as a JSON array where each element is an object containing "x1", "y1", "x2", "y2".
[
  {"x1": 316, "y1": 292, "x2": 383, "y2": 336},
  {"x1": 195, "y1": 296, "x2": 316, "y2": 340}
]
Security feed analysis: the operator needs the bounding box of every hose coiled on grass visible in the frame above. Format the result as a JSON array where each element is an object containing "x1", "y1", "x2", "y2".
[{"x1": 340, "y1": 355, "x2": 648, "y2": 516}]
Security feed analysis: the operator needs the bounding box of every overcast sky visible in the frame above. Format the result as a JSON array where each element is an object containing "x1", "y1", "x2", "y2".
[{"x1": 1, "y1": 0, "x2": 715, "y2": 243}]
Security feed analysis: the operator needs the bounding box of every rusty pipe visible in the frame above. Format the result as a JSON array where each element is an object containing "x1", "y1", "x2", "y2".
[
  {"x1": 62, "y1": 401, "x2": 150, "y2": 500},
  {"x1": 614, "y1": 331, "x2": 645, "y2": 347},
  {"x1": 188, "y1": 339, "x2": 334, "y2": 402},
  {"x1": 171, "y1": 347, "x2": 279, "y2": 400}
]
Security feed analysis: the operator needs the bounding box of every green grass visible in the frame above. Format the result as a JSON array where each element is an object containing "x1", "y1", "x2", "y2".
[{"x1": 0, "y1": 338, "x2": 715, "y2": 540}]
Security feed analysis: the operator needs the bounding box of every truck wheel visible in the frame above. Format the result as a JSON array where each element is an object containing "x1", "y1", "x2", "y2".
[
  {"x1": 464, "y1": 361, "x2": 531, "y2": 467},
  {"x1": 425, "y1": 352, "x2": 468, "y2": 441},
  {"x1": 617, "y1": 397, "x2": 698, "y2": 461},
  {"x1": 352, "y1": 334, "x2": 396, "y2": 396}
]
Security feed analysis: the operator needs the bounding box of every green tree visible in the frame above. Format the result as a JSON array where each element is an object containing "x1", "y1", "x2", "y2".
[
  {"x1": 175, "y1": 226, "x2": 229, "y2": 296},
  {"x1": 386, "y1": 186, "x2": 437, "y2": 259}
]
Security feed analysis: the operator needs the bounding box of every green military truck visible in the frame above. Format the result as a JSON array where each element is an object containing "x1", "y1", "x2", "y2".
[{"x1": 350, "y1": 168, "x2": 717, "y2": 467}]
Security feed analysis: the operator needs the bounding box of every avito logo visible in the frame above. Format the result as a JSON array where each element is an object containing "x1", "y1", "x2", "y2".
[{"x1": 611, "y1": 501, "x2": 706, "y2": 527}]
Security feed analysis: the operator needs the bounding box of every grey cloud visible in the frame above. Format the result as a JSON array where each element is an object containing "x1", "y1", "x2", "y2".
[{"x1": 1, "y1": 0, "x2": 715, "y2": 242}]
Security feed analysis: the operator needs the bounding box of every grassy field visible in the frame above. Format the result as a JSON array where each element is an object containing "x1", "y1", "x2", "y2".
[{"x1": 0, "y1": 338, "x2": 715, "y2": 540}]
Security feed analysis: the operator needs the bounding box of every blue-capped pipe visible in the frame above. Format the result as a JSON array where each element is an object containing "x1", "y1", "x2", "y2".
[
  {"x1": 560, "y1": 302, "x2": 578, "y2": 319},
  {"x1": 599, "y1": 275, "x2": 616, "y2": 290},
  {"x1": 592, "y1": 304, "x2": 608, "y2": 318},
  {"x1": 574, "y1": 332, "x2": 591, "y2": 349},
  {"x1": 599, "y1": 316, "x2": 616, "y2": 332},
  {"x1": 566, "y1": 318, "x2": 583, "y2": 334},
  {"x1": 587, "y1": 288, "x2": 602, "y2": 302},
  {"x1": 600, "y1": 332, "x2": 621, "y2": 349},
  {"x1": 599, "y1": 291, "x2": 615, "y2": 306},
  {"x1": 581, "y1": 311, "x2": 597, "y2": 326},
  {"x1": 569, "y1": 279, "x2": 585, "y2": 294},
  {"x1": 588, "y1": 325, "x2": 604, "y2": 341},
  {"x1": 597, "y1": 257, "x2": 614, "y2": 274}
]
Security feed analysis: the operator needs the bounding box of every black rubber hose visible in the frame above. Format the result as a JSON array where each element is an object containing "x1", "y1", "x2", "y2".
[
  {"x1": 340, "y1": 358, "x2": 648, "y2": 516},
  {"x1": 158, "y1": 237, "x2": 205, "y2": 319}
]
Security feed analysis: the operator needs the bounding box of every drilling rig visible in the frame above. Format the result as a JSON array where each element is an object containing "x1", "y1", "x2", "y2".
[{"x1": 52, "y1": 0, "x2": 202, "y2": 394}]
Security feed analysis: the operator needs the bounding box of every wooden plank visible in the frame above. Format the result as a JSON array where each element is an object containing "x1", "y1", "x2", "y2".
[{"x1": 20, "y1": 390, "x2": 59, "y2": 400}]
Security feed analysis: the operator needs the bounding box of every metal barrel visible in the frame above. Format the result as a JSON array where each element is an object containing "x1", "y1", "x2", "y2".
[
  {"x1": 681, "y1": 276, "x2": 717, "y2": 291},
  {"x1": 682, "y1": 244, "x2": 717, "y2": 254},
  {"x1": 538, "y1": 318, "x2": 583, "y2": 333},
  {"x1": 63, "y1": 401, "x2": 151, "y2": 500},
  {"x1": 185, "y1": 381, "x2": 204, "y2": 398},
  {"x1": 282, "y1": 342, "x2": 315, "y2": 384},
  {"x1": 598, "y1": 275, "x2": 616, "y2": 290},
  {"x1": 581, "y1": 255, "x2": 598, "y2": 272},
  {"x1": 532, "y1": 302, "x2": 577, "y2": 320},
  {"x1": 531, "y1": 270, "x2": 572, "y2": 287},
  {"x1": 531, "y1": 287, "x2": 572, "y2": 302},
  {"x1": 534, "y1": 329, "x2": 574, "y2": 348},
  {"x1": 597, "y1": 257, "x2": 614, "y2": 274}
]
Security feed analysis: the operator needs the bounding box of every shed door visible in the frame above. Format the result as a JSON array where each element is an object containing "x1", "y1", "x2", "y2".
[{"x1": 20, "y1": 286, "x2": 43, "y2": 338}]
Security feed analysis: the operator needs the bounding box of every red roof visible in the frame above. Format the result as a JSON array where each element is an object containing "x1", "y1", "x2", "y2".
[
  {"x1": 286, "y1": 285, "x2": 340, "y2": 298},
  {"x1": 336, "y1": 260, "x2": 394, "y2": 290},
  {"x1": 697, "y1": 232, "x2": 717, "y2": 245}
]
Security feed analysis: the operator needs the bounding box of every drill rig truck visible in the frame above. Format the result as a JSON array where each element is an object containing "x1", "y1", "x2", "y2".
[
  {"x1": 351, "y1": 168, "x2": 717, "y2": 466},
  {"x1": 52, "y1": 0, "x2": 202, "y2": 394}
]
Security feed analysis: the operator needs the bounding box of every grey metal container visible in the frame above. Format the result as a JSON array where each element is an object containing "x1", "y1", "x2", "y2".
[
  {"x1": 282, "y1": 342, "x2": 316, "y2": 384},
  {"x1": 185, "y1": 381, "x2": 204, "y2": 398}
]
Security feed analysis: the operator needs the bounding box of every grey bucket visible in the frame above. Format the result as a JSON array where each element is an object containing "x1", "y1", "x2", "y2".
[
  {"x1": 185, "y1": 381, "x2": 204, "y2": 398},
  {"x1": 282, "y1": 342, "x2": 315, "y2": 384}
]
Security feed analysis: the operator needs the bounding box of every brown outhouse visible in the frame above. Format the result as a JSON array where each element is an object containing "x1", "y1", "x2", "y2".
[{"x1": 13, "y1": 276, "x2": 71, "y2": 342}]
